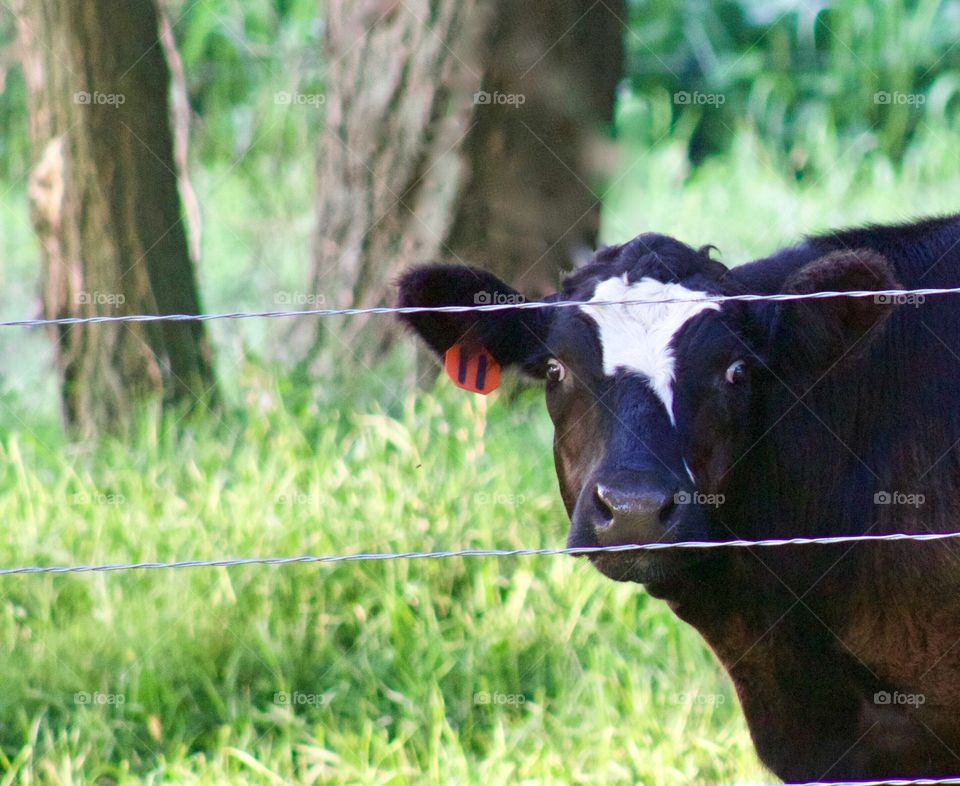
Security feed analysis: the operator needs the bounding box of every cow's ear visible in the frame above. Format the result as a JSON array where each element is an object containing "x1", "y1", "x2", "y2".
[
  {"x1": 396, "y1": 264, "x2": 554, "y2": 388},
  {"x1": 769, "y1": 249, "x2": 901, "y2": 373}
]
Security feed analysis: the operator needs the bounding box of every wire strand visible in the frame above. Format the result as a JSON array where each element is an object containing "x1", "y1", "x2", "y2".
[
  {"x1": 4, "y1": 530, "x2": 960, "y2": 575},
  {"x1": 2, "y1": 286, "x2": 958, "y2": 328},
  {"x1": 743, "y1": 779, "x2": 960, "y2": 786}
]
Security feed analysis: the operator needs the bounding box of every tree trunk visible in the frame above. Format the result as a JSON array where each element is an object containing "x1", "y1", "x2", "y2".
[
  {"x1": 306, "y1": 0, "x2": 624, "y2": 362},
  {"x1": 17, "y1": 0, "x2": 216, "y2": 434}
]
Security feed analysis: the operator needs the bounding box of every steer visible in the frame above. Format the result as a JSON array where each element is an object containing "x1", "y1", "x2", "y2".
[{"x1": 397, "y1": 215, "x2": 960, "y2": 783}]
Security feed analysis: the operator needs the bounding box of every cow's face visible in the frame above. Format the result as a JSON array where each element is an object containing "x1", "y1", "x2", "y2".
[{"x1": 398, "y1": 235, "x2": 898, "y2": 587}]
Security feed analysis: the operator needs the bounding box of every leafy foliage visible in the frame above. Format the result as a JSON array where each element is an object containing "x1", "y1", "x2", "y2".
[
  {"x1": 2, "y1": 1, "x2": 959, "y2": 181},
  {"x1": 622, "y1": 0, "x2": 960, "y2": 170},
  {"x1": 169, "y1": 0, "x2": 324, "y2": 166}
]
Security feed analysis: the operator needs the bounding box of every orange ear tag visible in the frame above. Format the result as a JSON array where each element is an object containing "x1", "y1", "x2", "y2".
[{"x1": 443, "y1": 344, "x2": 501, "y2": 395}]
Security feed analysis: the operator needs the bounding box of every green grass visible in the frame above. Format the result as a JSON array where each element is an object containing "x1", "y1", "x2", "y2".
[
  {"x1": 0, "y1": 368, "x2": 765, "y2": 785},
  {"x1": 602, "y1": 121, "x2": 960, "y2": 258}
]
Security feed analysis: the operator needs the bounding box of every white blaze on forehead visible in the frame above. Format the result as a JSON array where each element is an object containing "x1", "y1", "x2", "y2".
[{"x1": 580, "y1": 275, "x2": 720, "y2": 421}]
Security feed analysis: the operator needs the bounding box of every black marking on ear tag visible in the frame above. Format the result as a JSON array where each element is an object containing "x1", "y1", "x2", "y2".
[{"x1": 475, "y1": 353, "x2": 487, "y2": 390}]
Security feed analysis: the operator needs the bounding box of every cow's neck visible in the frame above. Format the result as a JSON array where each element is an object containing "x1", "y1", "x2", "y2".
[{"x1": 655, "y1": 550, "x2": 960, "y2": 779}]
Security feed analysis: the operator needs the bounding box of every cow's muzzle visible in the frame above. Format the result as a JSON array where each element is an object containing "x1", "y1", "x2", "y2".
[{"x1": 569, "y1": 470, "x2": 680, "y2": 549}]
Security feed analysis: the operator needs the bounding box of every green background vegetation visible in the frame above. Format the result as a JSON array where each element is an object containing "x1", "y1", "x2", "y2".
[{"x1": 0, "y1": 1, "x2": 959, "y2": 783}]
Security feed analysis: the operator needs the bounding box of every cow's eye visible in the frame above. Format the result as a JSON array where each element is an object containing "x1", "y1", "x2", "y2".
[
  {"x1": 725, "y1": 359, "x2": 748, "y2": 385},
  {"x1": 546, "y1": 359, "x2": 566, "y2": 385}
]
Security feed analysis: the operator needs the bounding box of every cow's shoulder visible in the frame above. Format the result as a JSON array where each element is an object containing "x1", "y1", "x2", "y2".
[{"x1": 810, "y1": 213, "x2": 960, "y2": 256}]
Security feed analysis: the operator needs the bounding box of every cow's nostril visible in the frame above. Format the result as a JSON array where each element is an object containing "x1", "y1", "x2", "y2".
[
  {"x1": 658, "y1": 495, "x2": 679, "y2": 526},
  {"x1": 594, "y1": 484, "x2": 614, "y2": 525}
]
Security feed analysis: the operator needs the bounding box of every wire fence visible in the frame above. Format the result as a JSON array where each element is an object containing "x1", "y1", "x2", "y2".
[
  {"x1": 6, "y1": 284, "x2": 960, "y2": 786},
  {"x1": 5, "y1": 531, "x2": 960, "y2": 576},
  {"x1": 752, "y1": 777, "x2": 960, "y2": 786},
  {"x1": 2, "y1": 284, "x2": 960, "y2": 328},
  {"x1": 0, "y1": 287, "x2": 960, "y2": 576},
  {"x1": 3, "y1": 281, "x2": 957, "y2": 575},
  {"x1": 1, "y1": 284, "x2": 959, "y2": 573}
]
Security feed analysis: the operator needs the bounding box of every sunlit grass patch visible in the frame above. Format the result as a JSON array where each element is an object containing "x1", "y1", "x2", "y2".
[{"x1": 0, "y1": 377, "x2": 765, "y2": 785}]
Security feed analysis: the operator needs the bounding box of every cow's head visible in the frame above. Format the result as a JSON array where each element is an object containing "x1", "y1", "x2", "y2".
[{"x1": 398, "y1": 234, "x2": 899, "y2": 587}]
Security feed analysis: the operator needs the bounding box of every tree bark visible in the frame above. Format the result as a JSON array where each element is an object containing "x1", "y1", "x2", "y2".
[
  {"x1": 306, "y1": 0, "x2": 624, "y2": 361},
  {"x1": 17, "y1": 0, "x2": 216, "y2": 434}
]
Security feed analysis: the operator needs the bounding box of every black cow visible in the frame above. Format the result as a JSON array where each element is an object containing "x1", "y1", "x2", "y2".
[{"x1": 398, "y1": 214, "x2": 960, "y2": 783}]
